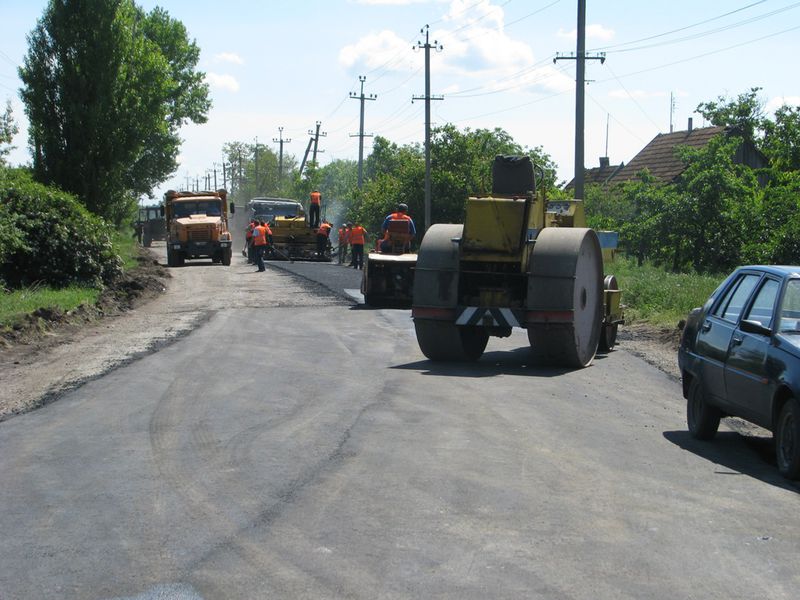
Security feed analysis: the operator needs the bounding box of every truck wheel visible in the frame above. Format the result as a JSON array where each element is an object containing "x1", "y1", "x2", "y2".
[
  {"x1": 143, "y1": 234, "x2": 152, "y2": 247},
  {"x1": 176, "y1": 252, "x2": 185, "y2": 267},
  {"x1": 167, "y1": 246, "x2": 177, "y2": 267},
  {"x1": 222, "y1": 248, "x2": 232, "y2": 266}
]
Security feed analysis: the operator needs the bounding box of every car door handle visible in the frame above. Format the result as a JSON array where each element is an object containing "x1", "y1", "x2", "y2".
[
  {"x1": 701, "y1": 321, "x2": 712, "y2": 332},
  {"x1": 732, "y1": 335, "x2": 743, "y2": 346}
]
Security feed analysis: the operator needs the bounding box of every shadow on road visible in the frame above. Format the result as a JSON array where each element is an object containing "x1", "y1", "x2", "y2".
[
  {"x1": 663, "y1": 429, "x2": 800, "y2": 494},
  {"x1": 391, "y1": 346, "x2": 580, "y2": 378}
]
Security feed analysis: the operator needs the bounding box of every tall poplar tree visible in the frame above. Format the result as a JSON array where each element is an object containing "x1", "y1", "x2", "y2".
[{"x1": 19, "y1": 0, "x2": 210, "y2": 224}]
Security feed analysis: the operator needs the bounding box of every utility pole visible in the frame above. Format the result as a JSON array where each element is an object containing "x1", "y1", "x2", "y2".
[
  {"x1": 299, "y1": 137, "x2": 314, "y2": 177},
  {"x1": 311, "y1": 120, "x2": 326, "y2": 165},
  {"x1": 254, "y1": 137, "x2": 260, "y2": 195},
  {"x1": 213, "y1": 164, "x2": 218, "y2": 189},
  {"x1": 350, "y1": 76, "x2": 376, "y2": 189},
  {"x1": 413, "y1": 25, "x2": 443, "y2": 233},
  {"x1": 273, "y1": 127, "x2": 291, "y2": 186},
  {"x1": 222, "y1": 161, "x2": 227, "y2": 190},
  {"x1": 554, "y1": 0, "x2": 605, "y2": 200},
  {"x1": 670, "y1": 92, "x2": 676, "y2": 133}
]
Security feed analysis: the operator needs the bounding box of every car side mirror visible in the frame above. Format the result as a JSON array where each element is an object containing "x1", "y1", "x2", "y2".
[{"x1": 740, "y1": 319, "x2": 771, "y2": 336}]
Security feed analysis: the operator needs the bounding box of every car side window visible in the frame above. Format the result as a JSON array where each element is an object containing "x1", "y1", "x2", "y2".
[
  {"x1": 743, "y1": 278, "x2": 779, "y2": 328},
  {"x1": 779, "y1": 280, "x2": 800, "y2": 332},
  {"x1": 713, "y1": 274, "x2": 760, "y2": 322}
]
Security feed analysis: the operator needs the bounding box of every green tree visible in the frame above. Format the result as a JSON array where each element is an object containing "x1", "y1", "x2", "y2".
[
  {"x1": 19, "y1": 0, "x2": 210, "y2": 224},
  {"x1": 695, "y1": 87, "x2": 766, "y2": 141},
  {"x1": 0, "y1": 99, "x2": 18, "y2": 166},
  {"x1": 763, "y1": 104, "x2": 800, "y2": 172}
]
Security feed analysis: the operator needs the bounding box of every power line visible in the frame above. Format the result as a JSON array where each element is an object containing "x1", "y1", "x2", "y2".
[
  {"x1": 604, "y1": 64, "x2": 663, "y2": 132},
  {"x1": 604, "y1": 2, "x2": 800, "y2": 55}
]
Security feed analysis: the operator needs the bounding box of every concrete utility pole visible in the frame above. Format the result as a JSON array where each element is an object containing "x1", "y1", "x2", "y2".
[
  {"x1": 413, "y1": 25, "x2": 443, "y2": 233},
  {"x1": 350, "y1": 76, "x2": 376, "y2": 189},
  {"x1": 311, "y1": 120, "x2": 326, "y2": 165},
  {"x1": 554, "y1": 0, "x2": 605, "y2": 201},
  {"x1": 273, "y1": 127, "x2": 291, "y2": 186},
  {"x1": 222, "y1": 161, "x2": 227, "y2": 189},
  {"x1": 300, "y1": 137, "x2": 314, "y2": 177}
]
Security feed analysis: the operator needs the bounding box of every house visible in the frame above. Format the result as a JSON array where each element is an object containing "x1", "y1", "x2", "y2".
[
  {"x1": 564, "y1": 118, "x2": 768, "y2": 191},
  {"x1": 564, "y1": 156, "x2": 624, "y2": 191},
  {"x1": 609, "y1": 118, "x2": 768, "y2": 185}
]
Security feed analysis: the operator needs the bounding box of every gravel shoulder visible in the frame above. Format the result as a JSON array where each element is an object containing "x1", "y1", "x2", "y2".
[{"x1": 0, "y1": 246, "x2": 683, "y2": 422}]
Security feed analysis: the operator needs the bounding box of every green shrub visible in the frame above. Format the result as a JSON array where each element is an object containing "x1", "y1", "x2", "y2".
[{"x1": 0, "y1": 168, "x2": 122, "y2": 288}]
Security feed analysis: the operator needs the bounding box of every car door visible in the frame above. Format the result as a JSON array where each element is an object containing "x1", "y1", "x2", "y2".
[
  {"x1": 695, "y1": 273, "x2": 762, "y2": 405},
  {"x1": 724, "y1": 276, "x2": 780, "y2": 425}
]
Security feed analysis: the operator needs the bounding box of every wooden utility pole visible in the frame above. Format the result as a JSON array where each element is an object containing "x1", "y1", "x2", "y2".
[
  {"x1": 350, "y1": 76, "x2": 376, "y2": 189},
  {"x1": 554, "y1": 0, "x2": 605, "y2": 200},
  {"x1": 413, "y1": 25, "x2": 443, "y2": 233}
]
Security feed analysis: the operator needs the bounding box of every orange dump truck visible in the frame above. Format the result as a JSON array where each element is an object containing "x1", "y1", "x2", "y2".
[{"x1": 163, "y1": 189, "x2": 235, "y2": 267}]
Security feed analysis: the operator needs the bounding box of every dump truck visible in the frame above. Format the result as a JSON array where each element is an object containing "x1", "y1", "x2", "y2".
[
  {"x1": 163, "y1": 189, "x2": 234, "y2": 267},
  {"x1": 269, "y1": 216, "x2": 332, "y2": 261},
  {"x1": 361, "y1": 219, "x2": 416, "y2": 307},
  {"x1": 411, "y1": 155, "x2": 622, "y2": 368}
]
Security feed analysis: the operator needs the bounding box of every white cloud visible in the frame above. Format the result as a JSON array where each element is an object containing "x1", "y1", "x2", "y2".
[
  {"x1": 767, "y1": 96, "x2": 800, "y2": 112},
  {"x1": 339, "y1": 30, "x2": 412, "y2": 71},
  {"x1": 608, "y1": 89, "x2": 667, "y2": 100},
  {"x1": 205, "y1": 72, "x2": 240, "y2": 93},
  {"x1": 214, "y1": 52, "x2": 244, "y2": 65},
  {"x1": 557, "y1": 24, "x2": 615, "y2": 42}
]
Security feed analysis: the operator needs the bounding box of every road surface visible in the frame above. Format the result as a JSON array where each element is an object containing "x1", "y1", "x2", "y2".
[{"x1": 1, "y1": 240, "x2": 799, "y2": 599}]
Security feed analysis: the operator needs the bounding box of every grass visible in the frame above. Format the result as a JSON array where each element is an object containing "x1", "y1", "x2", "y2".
[
  {"x1": 0, "y1": 229, "x2": 140, "y2": 328},
  {"x1": 0, "y1": 283, "x2": 100, "y2": 326},
  {"x1": 610, "y1": 255, "x2": 724, "y2": 328}
]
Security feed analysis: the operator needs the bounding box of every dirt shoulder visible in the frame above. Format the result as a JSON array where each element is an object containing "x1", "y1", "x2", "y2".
[{"x1": 0, "y1": 247, "x2": 684, "y2": 422}]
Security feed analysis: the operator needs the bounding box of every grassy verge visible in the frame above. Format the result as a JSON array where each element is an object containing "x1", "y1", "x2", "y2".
[
  {"x1": 0, "y1": 284, "x2": 101, "y2": 326},
  {"x1": 610, "y1": 255, "x2": 724, "y2": 327},
  {"x1": 0, "y1": 229, "x2": 141, "y2": 328}
]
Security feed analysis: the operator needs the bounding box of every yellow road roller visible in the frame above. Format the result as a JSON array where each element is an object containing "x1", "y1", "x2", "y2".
[{"x1": 411, "y1": 155, "x2": 622, "y2": 368}]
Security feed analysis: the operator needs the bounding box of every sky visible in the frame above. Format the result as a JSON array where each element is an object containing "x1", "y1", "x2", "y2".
[{"x1": 1, "y1": 0, "x2": 799, "y2": 202}]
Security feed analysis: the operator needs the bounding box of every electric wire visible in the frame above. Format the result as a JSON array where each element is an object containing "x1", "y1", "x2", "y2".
[{"x1": 604, "y1": 64, "x2": 663, "y2": 132}]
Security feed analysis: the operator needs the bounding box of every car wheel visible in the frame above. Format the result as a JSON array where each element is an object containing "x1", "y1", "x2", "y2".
[
  {"x1": 776, "y1": 398, "x2": 800, "y2": 479},
  {"x1": 687, "y1": 378, "x2": 721, "y2": 440}
]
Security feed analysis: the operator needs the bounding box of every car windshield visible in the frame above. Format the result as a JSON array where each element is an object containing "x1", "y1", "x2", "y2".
[
  {"x1": 779, "y1": 279, "x2": 800, "y2": 333},
  {"x1": 173, "y1": 200, "x2": 221, "y2": 218}
]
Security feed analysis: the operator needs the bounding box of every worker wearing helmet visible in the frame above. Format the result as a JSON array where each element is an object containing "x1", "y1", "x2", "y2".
[
  {"x1": 309, "y1": 190, "x2": 322, "y2": 228},
  {"x1": 380, "y1": 203, "x2": 416, "y2": 253}
]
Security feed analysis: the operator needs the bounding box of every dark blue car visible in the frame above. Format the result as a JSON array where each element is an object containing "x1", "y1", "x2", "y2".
[{"x1": 678, "y1": 265, "x2": 800, "y2": 479}]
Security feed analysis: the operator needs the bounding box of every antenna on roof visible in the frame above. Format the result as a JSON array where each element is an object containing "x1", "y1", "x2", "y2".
[{"x1": 670, "y1": 92, "x2": 676, "y2": 133}]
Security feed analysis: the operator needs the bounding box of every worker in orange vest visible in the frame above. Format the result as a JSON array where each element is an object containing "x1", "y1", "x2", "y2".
[
  {"x1": 379, "y1": 203, "x2": 416, "y2": 253},
  {"x1": 309, "y1": 190, "x2": 322, "y2": 228},
  {"x1": 252, "y1": 220, "x2": 272, "y2": 272},
  {"x1": 244, "y1": 220, "x2": 256, "y2": 263},
  {"x1": 349, "y1": 221, "x2": 367, "y2": 270},
  {"x1": 337, "y1": 223, "x2": 350, "y2": 264},
  {"x1": 316, "y1": 221, "x2": 332, "y2": 259}
]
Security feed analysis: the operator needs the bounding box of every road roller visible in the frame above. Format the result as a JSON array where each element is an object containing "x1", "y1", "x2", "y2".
[{"x1": 411, "y1": 155, "x2": 623, "y2": 368}]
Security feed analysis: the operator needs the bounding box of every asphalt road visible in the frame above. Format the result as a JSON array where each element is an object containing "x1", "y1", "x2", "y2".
[{"x1": 1, "y1": 240, "x2": 800, "y2": 599}]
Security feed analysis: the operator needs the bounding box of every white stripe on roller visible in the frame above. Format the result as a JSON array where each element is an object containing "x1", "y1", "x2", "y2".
[
  {"x1": 498, "y1": 308, "x2": 519, "y2": 328},
  {"x1": 456, "y1": 307, "x2": 478, "y2": 325}
]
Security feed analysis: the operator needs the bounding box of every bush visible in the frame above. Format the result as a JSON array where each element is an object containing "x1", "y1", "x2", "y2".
[{"x1": 0, "y1": 168, "x2": 122, "y2": 288}]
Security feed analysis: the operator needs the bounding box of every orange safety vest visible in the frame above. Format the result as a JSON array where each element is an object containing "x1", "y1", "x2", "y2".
[
  {"x1": 310, "y1": 191, "x2": 321, "y2": 205},
  {"x1": 246, "y1": 222, "x2": 255, "y2": 240},
  {"x1": 253, "y1": 224, "x2": 270, "y2": 246},
  {"x1": 317, "y1": 223, "x2": 332, "y2": 237},
  {"x1": 349, "y1": 225, "x2": 366, "y2": 245}
]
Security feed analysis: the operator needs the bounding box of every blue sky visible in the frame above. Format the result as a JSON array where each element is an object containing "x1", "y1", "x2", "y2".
[{"x1": 1, "y1": 0, "x2": 799, "y2": 201}]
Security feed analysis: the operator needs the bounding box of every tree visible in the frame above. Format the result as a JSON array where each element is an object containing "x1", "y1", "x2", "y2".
[
  {"x1": 763, "y1": 104, "x2": 800, "y2": 172},
  {"x1": 695, "y1": 87, "x2": 766, "y2": 141},
  {"x1": 19, "y1": 0, "x2": 210, "y2": 224},
  {"x1": 0, "y1": 99, "x2": 18, "y2": 166}
]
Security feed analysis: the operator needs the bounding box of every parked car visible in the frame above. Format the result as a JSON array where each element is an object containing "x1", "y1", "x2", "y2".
[{"x1": 678, "y1": 265, "x2": 800, "y2": 479}]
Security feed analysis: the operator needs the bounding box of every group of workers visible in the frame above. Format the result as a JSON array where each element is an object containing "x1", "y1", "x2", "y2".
[
  {"x1": 242, "y1": 189, "x2": 416, "y2": 272},
  {"x1": 244, "y1": 219, "x2": 273, "y2": 272}
]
